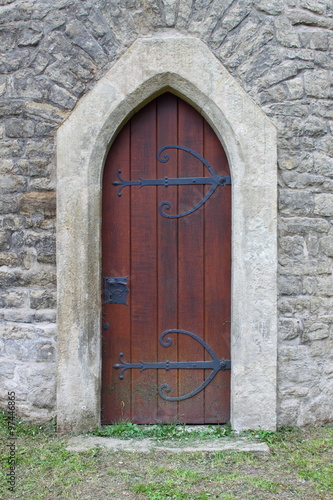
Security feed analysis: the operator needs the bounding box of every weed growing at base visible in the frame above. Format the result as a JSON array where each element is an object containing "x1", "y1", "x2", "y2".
[{"x1": 93, "y1": 421, "x2": 232, "y2": 440}]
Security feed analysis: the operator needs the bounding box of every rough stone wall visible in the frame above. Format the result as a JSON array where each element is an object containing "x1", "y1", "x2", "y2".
[{"x1": 0, "y1": 0, "x2": 332, "y2": 426}]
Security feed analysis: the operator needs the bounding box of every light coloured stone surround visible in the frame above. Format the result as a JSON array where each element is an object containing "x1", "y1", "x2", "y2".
[{"x1": 56, "y1": 33, "x2": 277, "y2": 432}]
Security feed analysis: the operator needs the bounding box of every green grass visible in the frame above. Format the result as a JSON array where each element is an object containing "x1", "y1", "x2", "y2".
[
  {"x1": 93, "y1": 420, "x2": 232, "y2": 440},
  {"x1": 1, "y1": 410, "x2": 333, "y2": 499},
  {"x1": 133, "y1": 481, "x2": 212, "y2": 499},
  {"x1": 1, "y1": 411, "x2": 99, "y2": 498},
  {"x1": 289, "y1": 432, "x2": 333, "y2": 492},
  {"x1": 248, "y1": 478, "x2": 281, "y2": 493}
]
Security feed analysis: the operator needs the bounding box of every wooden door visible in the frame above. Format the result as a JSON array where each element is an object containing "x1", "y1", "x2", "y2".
[{"x1": 101, "y1": 93, "x2": 231, "y2": 424}]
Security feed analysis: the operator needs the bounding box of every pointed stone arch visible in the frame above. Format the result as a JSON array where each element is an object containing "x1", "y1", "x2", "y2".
[{"x1": 56, "y1": 34, "x2": 277, "y2": 432}]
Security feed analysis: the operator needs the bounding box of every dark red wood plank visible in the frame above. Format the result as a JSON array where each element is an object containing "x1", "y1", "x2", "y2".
[
  {"x1": 102, "y1": 123, "x2": 131, "y2": 423},
  {"x1": 156, "y1": 93, "x2": 179, "y2": 422},
  {"x1": 130, "y1": 100, "x2": 158, "y2": 423},
  {"x1": 203, "y1": 120, "x2": 231, "y2": 423},
  {"x1": 177, "y1": 99, "x2": 205, "y2": 423}
]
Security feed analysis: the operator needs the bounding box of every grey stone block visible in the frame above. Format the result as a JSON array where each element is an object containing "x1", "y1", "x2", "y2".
[
  {"x1": 45, "y1": 61, "x2": 85, "y2": 94},
  {"x1": 5, "y1": 118, "x2": 35, "y2": 138},
  {"x1": 303, "y1": 276, "x2": 317, "y2": 295},
  {"x1": 311, "y1": 153, "x2": 333, "y2": 178},
  {"x1": 278, "y1": 297, "x2": 310, "y2": 314},
  {"x1": 279, "y1": 275, "x2": 303, "y2": 295},
  {"x1": 17, "y1": 27, "x2": 43, "y2": 47},
  {"x1": 30, "y1": 50, "x2": 50, "y2": 74},
  {"x1": 0, "y1": 252, "x2": 19, "y2": 267},
  {"x1": 282, "y1": 172, "x2": 325, "y2": 190},
  {"x1": 289, "y1": 10, "x2": 333, "y2": 29},
  {"x1": 36, "y1": 236, "x2": 56, "y2": 264},
  {"x1": 302, "y1": 117, "x2": 327, "y2": 137},
  {"x1": 280, "y1": 260, "x2": 331, "y2": 276},
  {"x1": 279, "y1": 189, "x2": 314, "y2": 215},
  {"x1": 25, "y1": 139, "x2": 55, "y2": 157},
  {"x1": 304, "y1": 70, "x2": 333, "y2": 98},
  {"x1": 0, "y1": 27, "x2": 16, "y2": 50},
  {"x1": 14, "y1": 270, "x2": 56, "y2": 287},
  {"x1": 320, "y1": 236, "x2": 333, "y2": 257},
  {"x1": 0, "y1": 140, "x2": 25, "y2": 158},
  {"x1": 305, "y1": 234, "x2": 319, "y2": 256},
  {"x1": 279, "y1": 318, "x2": 303, "y2": 340},
  {"x1": 0, "y1": 323, "x2": 37, "y2": 340},
  {"x1": 299, "y1": 0, "x2": 327, "y2": 15},
  {"x1": 0, "y1": 48, "x2": 32, "y2": 73},
  {"x1": 64, "y1": 19, "x2": 108, "y2": 65},
  {"x1": 220, "y1": 1, "x2": 253, "y2": 32},
  {"x1": 49, "y1": 85, "x2": 77, "y2": 110},
  {"x1": 285, "y1": 77, "x2": 304, "y2": 99},
  {"x1": 0, "y1": 290, "x2": 28, "y2": 308},
  {"x1": 280, "y1": 235, "x2": 304, "y2": 258},
  {"x1": 254, "y1": 0, "x2": 284, "y2": 14},
  {"x1": 310, "y1": 297, "x2": 333, "y2": 315},
  {"x1": 0, "y1": 271, "x2": 14, "y2": 288},
  {"x1": 9, "y1": 74, "x2": 50, "y2": 100},
  {"x1": 0, "y1": 362, "x2": 15, "y2": 379},
  {"x1": 34, "y1": 310, "x2": 56, "y2": 322},
  {"x1": 3, "y1": 310, "x2": 35, "y2": 323},
  {"x1": 30, "y1": 290, "x2": 56, "y2": 309},
  {"x1": 300, "y1": 31, "x2": 328, "y2": 50},
  {"x1": 0, "y1": 230, "x2": 11, "y2": 250},
  {"x1": 280, "y1": 217, "x2": 329, "y2": 234},
  {"x1": 35, "y1": 342, "x2": 55, "y2": 361},
  {"x1": 15, "y1": 159, "x2": 51, "y2": 178},
  {"x1": 317, "y1": 276, "x2": 333, "y2": 296},
  {"x1": 314, "y1": 194, "x2": 333, "y2": 216},
  {"x1": 35, "y1": 122, "x2": 57, "y2": 137},
  {"x1": 0, "y1": 175, "x2": 27, "y2": 194},
  {"x1": 24, "y1": 101, "x2": 67, "y2": 123},
  {"x1": 302, "y1": 321, "x2": 330, "y2": 343},
  {"x1": 30, "y1": 385, "x2": 56, "y2": 409},
  {"x1": 274, "y1": 16, "x2": 300, "y2": 48},
  {"x1": 29, "y1": 178, "x2": 53, "y2": 192}
]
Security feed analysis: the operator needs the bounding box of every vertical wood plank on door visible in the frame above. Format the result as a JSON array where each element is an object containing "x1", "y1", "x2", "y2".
[
  {"x1": 178, "y1": 99, "x2": 205, "y2": 423},
  {"x1": 156, "y1": 93, "x2": 179, "y2": 422},
  {"x1": 203, "y1": 121, "x2": 231, "y2": 423},
  {"x1": 101, "y1": 123, "x2": 131, "y2": 423},
  {"x1": 130, "y1": 101, "x2": 158, "y2": 423}
]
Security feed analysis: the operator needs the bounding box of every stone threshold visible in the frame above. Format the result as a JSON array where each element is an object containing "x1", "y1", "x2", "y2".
[{"x1": 66, "y1": 435, "x2": 270, "y2": 454}]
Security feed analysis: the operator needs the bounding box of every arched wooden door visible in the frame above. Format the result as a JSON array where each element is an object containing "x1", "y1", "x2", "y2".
[{"x1": 101, "y1": 93, "x2": 231, "y2": 424}]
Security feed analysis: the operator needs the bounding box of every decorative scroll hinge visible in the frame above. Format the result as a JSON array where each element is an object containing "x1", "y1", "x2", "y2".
[
  {"x1": 113, "y1": 329, "x2": 231, "y2": 401},
  {"x1": 113, "y1": 145, "x2": 231, "y2": 219}
]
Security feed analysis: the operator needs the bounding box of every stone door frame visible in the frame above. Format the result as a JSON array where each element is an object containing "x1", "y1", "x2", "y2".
[{"x1": 56, "y1": 33, "x2": 277, "y2": 432}]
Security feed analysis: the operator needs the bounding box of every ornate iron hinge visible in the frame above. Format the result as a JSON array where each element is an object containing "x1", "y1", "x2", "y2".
[
  {"x1": 113, "y1": 329, "x2": 231, "y2": 401},
  {"x1": 113, "y1": 145, "x2": 231, "y2": 219}
]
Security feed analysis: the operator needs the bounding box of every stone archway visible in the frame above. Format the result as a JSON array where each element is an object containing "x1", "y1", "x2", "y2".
[{"x1": 56, "y1": 33, "x2": 277, "y2": 432}]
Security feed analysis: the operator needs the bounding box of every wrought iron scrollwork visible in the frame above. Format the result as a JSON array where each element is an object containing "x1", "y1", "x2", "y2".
[
  {"x1": 112, "y1": 145, "x2": 231, "y2": 219},
  {"x1": 113, "y1": 329, "x2": 231, "y2": 401}
]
